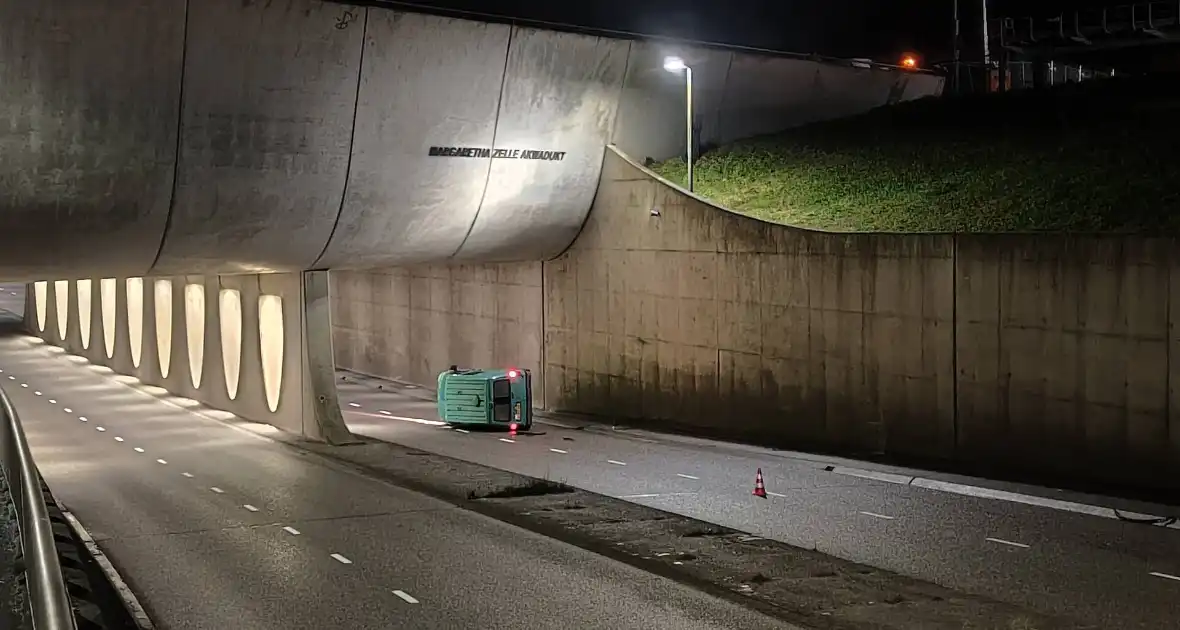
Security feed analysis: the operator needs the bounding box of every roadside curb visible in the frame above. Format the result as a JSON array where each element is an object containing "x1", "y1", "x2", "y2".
[
  {"x1": 58, "y1": 511, "x2": 154, "y2": 630},
  {"x1": 40, "y1": 480, "x2": 141, "y2": 630}
]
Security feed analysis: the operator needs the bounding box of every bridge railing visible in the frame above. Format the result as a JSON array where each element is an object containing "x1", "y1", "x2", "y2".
[{"x1": 0, "y1": 385, "x2": 77, "y2": 630}]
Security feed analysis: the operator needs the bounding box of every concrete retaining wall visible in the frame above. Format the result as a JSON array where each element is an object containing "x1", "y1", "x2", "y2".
[{"x1": 331, "y1": 147, "x2": 1180, "y2": 492}]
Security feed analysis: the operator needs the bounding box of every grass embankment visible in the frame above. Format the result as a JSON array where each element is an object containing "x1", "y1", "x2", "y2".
[{"x1": 652, "y1": 74, "x2": 1180, "y2": 232}]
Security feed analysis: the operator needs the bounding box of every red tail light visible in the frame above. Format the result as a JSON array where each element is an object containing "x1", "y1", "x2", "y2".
[{"x1": 507, "y1": 369, "x2": 518, "y2": 379}]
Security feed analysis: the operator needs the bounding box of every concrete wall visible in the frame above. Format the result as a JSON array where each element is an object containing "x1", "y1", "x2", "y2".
[
  {"x1": 1, "y1": 0, "x2": 941, "y2": 282},
  {"x1": 332, "y1": 147, "x2": 1180, "y2": 492},
  {"x1": 330, "y1": 264, "x2": 545, "y2": 407},
  {"x1": 26, "y1": 272, "x2": 352, "y2": 444}
]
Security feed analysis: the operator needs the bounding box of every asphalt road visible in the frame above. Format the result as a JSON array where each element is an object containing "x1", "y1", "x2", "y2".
[
  {"x1": 0, "y1": 332, "x2": 798, "y2": 630},
  {"x1": 337, "y1": 373, "x2": 1180, "y2": 629}
]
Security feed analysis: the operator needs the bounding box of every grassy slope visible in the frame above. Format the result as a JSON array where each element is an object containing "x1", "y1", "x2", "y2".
[{"x1": 652, "y1": 74, "x2": 1180, "y2": 232}]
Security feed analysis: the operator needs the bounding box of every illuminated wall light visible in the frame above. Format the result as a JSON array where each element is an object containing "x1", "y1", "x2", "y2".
[
  {"x1": 54, "y1": 280, "x2": 68, "y2": 341},
  {"x1": 126, "y1": 278, "x2": 144, "y2": 368},
  {"x1": 185, "y1": 284, "x2": 205, "y2": 389},
  {"x1": 77, "y1": 279, "x2": 92, "y2": 350},
  {"x1": 100, "y1": 279, "x2": 116, "y2": 359},
  {"x1": 155, "y1": 280, "x2": 173, "y2": 379},
  {"x1": 258, "y1": 294, "x2": 284, "y2": 413},
  {"x1": 219, "y1": 289, "x2": 242, "y2": 400},
  {"x1": 34, "y1": 281, "x2": 47, "y2": 332}
]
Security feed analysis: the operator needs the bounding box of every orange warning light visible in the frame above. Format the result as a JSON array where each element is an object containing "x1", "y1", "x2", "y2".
[{"x1": 901, "y1": 55, "x2": 918, "y2": 69}]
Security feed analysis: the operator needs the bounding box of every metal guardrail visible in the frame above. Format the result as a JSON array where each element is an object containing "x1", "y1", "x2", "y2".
[{"x1": 0, "y1": 385, "x2": 77, "y2": 630}]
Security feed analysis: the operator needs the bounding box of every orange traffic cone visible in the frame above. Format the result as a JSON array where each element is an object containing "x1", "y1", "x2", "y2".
[{"x1": 752, "y1": 468, "x2": 767, "y2": 499}]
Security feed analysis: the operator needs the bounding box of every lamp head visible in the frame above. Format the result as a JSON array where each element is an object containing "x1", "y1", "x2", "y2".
[{"x1": 663, "y1": 56, "x2": 688, "y2": 72}]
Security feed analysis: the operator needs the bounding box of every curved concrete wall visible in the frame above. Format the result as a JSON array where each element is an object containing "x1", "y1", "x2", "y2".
[
  {"x1": 0, "y1": 0, "x2": 942, "y2": 282},
  {"x1": 333, "y1": 147, "x2": 1180, "y2": 494}
]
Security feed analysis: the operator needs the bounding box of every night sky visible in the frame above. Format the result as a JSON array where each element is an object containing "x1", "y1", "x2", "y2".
[{"x1": 375, "y1": 1, "x2": 1103, "y2": 64}]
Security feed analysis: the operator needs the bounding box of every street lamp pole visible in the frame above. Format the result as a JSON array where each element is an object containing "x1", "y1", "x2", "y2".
[{"x1": 663, "y1": 56, "x2": 694, "y2": 192}]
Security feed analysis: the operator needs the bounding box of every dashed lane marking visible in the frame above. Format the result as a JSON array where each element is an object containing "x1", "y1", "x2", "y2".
[
  {"x1": 133, "y1": 447, "x2": 144, "y2": 453},
  {"x1": 182, "y1": 473, "x2": 194, "y2": 478},
  {"x1": 156, "y1": 459, "x2": 167, "y2": 465},
  {"x1": 20, "y1": 383, "x2": 27, "y2": 388},
  {"x1": 64, "y1": 407, "x2": 72, "y2": 413},
  {"x1": 986, "y1": 537, "x2": 1030, "y2": 549},
  {"x1": 243, "y1": 505, "x2": 259, "y2": 512},
  {"x1": 499, "y1": 438, "x2": 515, "y2": 444},
  {"x1": 114, "y1": 437, "x2": 124, "y2": 442},
  {"x1": 349, "y1": 402, "x2": 361, "y2": 408},
  {"x1": 676, "y1": 473, "x2": 699, "y2": 480},
  {"x1": 1150, "y1": 572, "x2": 1180, "y2": 582},
  {"x1": 48, "y1": 399, "x2": 56, "y2": 404},
  {"x1": 34, "y1": 391, "x2": 41, "y2": 396},
  {"x1": 282, "y1": 526, "x2": 301, "y2": 536},
  {"x1": 607, "y1": 460, "x2": 627, "y2": 466},
  {"x1": 392, "y1": 590, "x2": 419, "y2": 604},
  {"x1": 79, "y1": 416, "x2": 87, "y2": 422},
  {"x1": 859, "y1": 511, "x2": 895, "y2": 520},
  {"x1": 455, "y1": 428, "x2": 469, "y2": 434},
  {"x1": 550, "y1": 448, "x2": 568, "y2": 454},
  {"x1": 210, "y1": 487, "x2": 224, "y2": 494},
  {"x1": 330, "y1": 553, "x2": 352, "y2": 565},
  {"x1": 96, "y1": 427, "x2": 105, "y2": 432},
  {"x1": 766, "y1": 491, "x2": 787, "y2": 498}
]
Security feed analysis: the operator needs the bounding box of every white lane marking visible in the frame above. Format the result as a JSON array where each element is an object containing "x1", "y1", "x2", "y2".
[
  {"x1": 348, "y1": 402, "x2": 361, "y2": 408},
  {"x1": 156, "y1": 459, "x2": 168, "y2": 465},
  {"x1": 455, "y1": 428, "x2": 469, "y2": 434},
  {"x1": 392, "y1": 590, "x2": 419, "y2": 604},
  {"x1": 1150, "y1": 571, "x2": 1180, "y2": 582},
  {"x1": 20, "y1": 383, "x2": 27, "y2": 388},
  {"x1": 330, "y1": 553, "x2": 352, "y2": 565},
  {"x1": 607, "y1": 460, "x2": 627, "y2": 466},
  {"x1": 48, "y1": 399, "x2": 56, "y2": 404},
  {"x1": 911, "y1": 477, "x2": 1176, "y2": 525},
  {"x1": 859, "y1": 511, "x2": 895, "y2": 520},
  {"x1": 676, "y1": 473, "x2": 699, "y2": 480},
  {"x1": 388, "y1": 414, "x2": 446, "y2": 426},
  {"x1": 986, "y1": 537, "x2": 1030, "y2": 549},
  {"x1": 114, "y1": 437, "x2": 124, "y2": 442},
  {"x1": 550, "y1": 448, "x2": 568, "y2": 454},
  {"x1": 766, "y1": 491, "x2": 787, "y2": 498},
  {"x1": 34, "y1": 391, "x2": 41, "y2": 396},
  {"x1": 621, "y1": 493, "x2": 660, "y2": 499},
  {"x1": 379, "y1": 410, "x2": 391, "y2": 415},
  {"x1": 64, "y1": 407, "x2": 72, "y2": 413},
  {"x1": 282, "y1": 526, "x2": 301, "y2": 536},
  {"x1": 182, "y1": 472, "x2": 194, "y2": 478},
  {"x1": 96, "y1": 427, "x2": 105, "y2": 432},
  {"x1": 827, "y1": 465, "x2": 915, "y2": 486},
  {"x1": 210, "y1": 487, "x2": 224, "y2": 494},
  {"x1": 243, "y1": 504, "x2": 259, "y2": 512},
  {"x1": 133, "y1": 447, "x2": 144, "y2": 453},
  {"x1": 499, "y1": 438, "x2": 515, "y2": 444},
  {"x1": 6, "y1": 376, "x2": 12, "y2": 380},
  {"x1": 79, "y1": 416, "x2": 88, "y2": 422}
]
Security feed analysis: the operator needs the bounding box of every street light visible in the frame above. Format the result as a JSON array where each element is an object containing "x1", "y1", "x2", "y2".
[{"x1": 663, "y1": 55, "x2": 694, "y2": 192}]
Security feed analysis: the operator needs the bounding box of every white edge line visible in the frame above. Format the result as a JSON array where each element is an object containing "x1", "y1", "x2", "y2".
[
  {"x1": 1149, "y1": 571, "x2": 1180, "y2": 582},
  {"x1": 61, "y1": 511, "x2": 156, "y2": 630},
  {"x1": 392, "y1": 590, "x2": 420, "y2": 604},
  {"x1": 911, "y1": 477, "x2": 1174, "y2": 524},
  {"x1": 828, "y1": 465, "x2": 916, "y2": 486}
]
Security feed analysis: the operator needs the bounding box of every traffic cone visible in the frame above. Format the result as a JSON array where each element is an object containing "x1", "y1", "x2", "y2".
[{"x1": 752, "y1": 468, "x2": 767, "y2": 499}]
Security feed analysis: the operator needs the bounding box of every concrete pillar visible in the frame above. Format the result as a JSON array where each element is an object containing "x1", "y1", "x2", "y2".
[{"x1": 27, "y1": 273, "x2": 353, "y2": 444}]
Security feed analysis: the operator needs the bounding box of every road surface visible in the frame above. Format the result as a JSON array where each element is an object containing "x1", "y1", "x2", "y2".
[
  {"x1": 337, "y1": 373, "x2": 1180, "y2": 629},
  {"x1": 0, "y1": 328, "x2": 797, "y2": 630}
]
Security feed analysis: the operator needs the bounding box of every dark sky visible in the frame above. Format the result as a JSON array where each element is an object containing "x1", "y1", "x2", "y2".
[{"x1": 375, "y1": 1, "x2": 1101, "y2": 63}]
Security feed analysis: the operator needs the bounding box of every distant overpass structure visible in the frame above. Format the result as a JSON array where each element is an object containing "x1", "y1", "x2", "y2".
[{"x1": 2, "y1": 0, "x2": 941, "y2": 443}]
